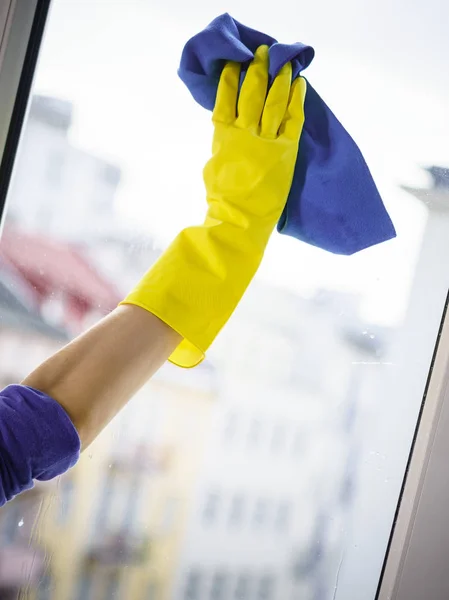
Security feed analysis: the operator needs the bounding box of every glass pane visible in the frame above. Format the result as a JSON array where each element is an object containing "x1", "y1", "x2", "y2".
[{"x1": 0, "y1": 1, "x2": 447, "y2": 599}]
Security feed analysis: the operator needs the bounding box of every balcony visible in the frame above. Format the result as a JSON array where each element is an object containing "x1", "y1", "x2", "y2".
[{"x1": 86, "y1": 532, "x2": 150, "y2": 567}]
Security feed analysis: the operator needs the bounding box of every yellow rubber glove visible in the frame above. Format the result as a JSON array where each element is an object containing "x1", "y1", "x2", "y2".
[{"x1": 121, "y1": 46, "x2": 306, "y2": 368}]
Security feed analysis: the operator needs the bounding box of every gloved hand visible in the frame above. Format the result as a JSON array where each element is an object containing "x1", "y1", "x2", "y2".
[{"x1": 121, "y1": 45, "x2": 307, "y2": 367}]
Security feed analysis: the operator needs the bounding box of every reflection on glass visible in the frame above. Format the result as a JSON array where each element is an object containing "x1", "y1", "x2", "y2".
[{"x1": 0, "y1": 1, "x2": 448, "y2": 599}]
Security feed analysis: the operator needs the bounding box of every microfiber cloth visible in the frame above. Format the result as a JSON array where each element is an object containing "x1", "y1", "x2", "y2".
[
  {"x1": 0, "y1": 385, "x2": 80, "y2": 505},
  {"x1": 178, "y1": 13, "x2": 396, "y2": 255}
]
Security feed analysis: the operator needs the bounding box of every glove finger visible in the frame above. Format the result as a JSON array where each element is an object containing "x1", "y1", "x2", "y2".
[
  {"x1": 213, "y1": 61, "x2": 241, "y2": 124},
  {"x1": 278, "y1": 76, "x2": 307, "y2": 141},
  {"x1": 236, "y1": 45, "x2": 269, "y2": 129},
  {"x1": 260, "y1": 61, "x2": 292, "y2": 138}
]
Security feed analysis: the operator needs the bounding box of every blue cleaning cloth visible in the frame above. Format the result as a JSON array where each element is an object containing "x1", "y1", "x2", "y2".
[
  {"x1": 0, "y1": 385, "x2": 80, "y2": 505},
  {"x1": 178, "y1": 14, "x2": 396, "y2": 255}
]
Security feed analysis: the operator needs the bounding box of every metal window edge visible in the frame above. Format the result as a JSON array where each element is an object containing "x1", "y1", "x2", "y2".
[
  {"x1": 0, "y1": 0, "x2": 50, "y2": 231},
  {"x1": 377, "y1": 291, "x2": 449, "y2": 599}
]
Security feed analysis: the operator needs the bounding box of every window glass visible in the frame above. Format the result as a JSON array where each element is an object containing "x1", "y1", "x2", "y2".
[
  {"x1": 210, "y1": 571, "x2": 228, "y2": 600},
  {"x1": 104, "y1": 572, "x2": 121, "y2": 599},
  {"x1": 184, "y1": 569, "x2": 202, "y2": 600},
  {"x1": 274, "y1": 501, "x2": 292, "y2": 532},
  {"x1": 270, "y1": 423, "x2": 286, "y2": 453},
  {"x1": 223, "y1": 412, "x2": 238, "y2": 442},
  {"x1": 234, "y1": 574, "x2": 251, "y2": 600},
  {"x1": 228, "y1": 494, "x2": 245, "y2": 527},
  {"x1": 202, "y1": 491, "x2": 221, "y2": 525},
  {"x1": 57, "y1": 475, "x2": 75, "y2": 525},
  {"x1": 0, "y1": 1, "x2": 448, "y2": 600},
  {"x1": 257, "y1": 574, "x2": 276, "y2": 600},
  {"x1": 252, "y1": 498, "x2": 269, "y2": 529},
  {"x1": 36, "y1": 574, "x2": 52, "y2": 600},
  {"x1": 159, "y1": 496, "x2": 179, "y2": 534},
  {"x1": 76, "y1": 572, "x2": 93, "y2": 600},
  {"x1": 247, "y1": 418, "x2": 262, "y2": 447},
  {"x1": 146, "y1": 582, "x2": 157, "y2": 600},
  {"x1": 0, "y1": 502, "x2": 24, "y2": 546}
]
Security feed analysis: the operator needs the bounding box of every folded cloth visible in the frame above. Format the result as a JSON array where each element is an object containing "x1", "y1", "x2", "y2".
[{"x1": 178, "y1": 13, "x2": 396, "y2": 255}]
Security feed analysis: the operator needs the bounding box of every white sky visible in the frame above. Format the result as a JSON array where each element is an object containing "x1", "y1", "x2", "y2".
[{"x1": 32, "y1": 0, "x2": 449, "y2": 325}]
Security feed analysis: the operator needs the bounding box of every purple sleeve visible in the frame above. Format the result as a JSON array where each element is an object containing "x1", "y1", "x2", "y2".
[{"x1": 0, "y1": 384, "x2": 81, "y2": 506}]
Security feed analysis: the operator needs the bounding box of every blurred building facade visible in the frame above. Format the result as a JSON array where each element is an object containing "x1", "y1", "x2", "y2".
[
  {"x1": 28, "y1": 362, "x2": 217, "y2": 600},
  {"x1": 173, "y1": 283, "x2": 387, "y2": 600},
  {"x1": 0, "y1": 254, "x2": 68, "y2": 600},
  {"x1": 6, "y1": 95, "x2": 121, "y2": 242},
  {"x1": 0, "y1": 224, "x2": 219, "y2": 600}
]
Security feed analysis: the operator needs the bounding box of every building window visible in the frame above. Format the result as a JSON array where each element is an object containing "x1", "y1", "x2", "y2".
[
  {"x1": 291, "y1": 430, "x2": 304, "y2": 457},
  {"x1": 45, "y1": 151, "x2": 65, "y2": 187},
  {"x1": 36, "y1": 573, "x2": 52, "y2": 600},
  {"x1": 184, "y1": 569, "x2": 202, "y2": 600},
  {"x1": 101, "y1": 162, "x2": 121, "y2": 187},
  {"x1": 228, "y1": 494, "x2": 245, "y2": 528},
  {"x1": 76, "y1": 571, "x2": 93, "y2": 600},
  {"x1": 234, "y1": 574, "x2": 251, "y2": 599},
  {"x1": 146, "y1": 582, "x2": 157, "y2": 600},
  {"x1": 202, "y1": 491, "x2": 220, "y2": 524},
  {"x1": 270, "y1": 424, "x2": 286, "y2": 453},
  {"x1": 247, "y1": 419, "x2": 262, "y2": 447},
  {"x1": 57, "y1": 476, "x2": 74, "y2": 525},
  {"x1": 122, "y1": 476, "x2": 144, "y2": 535},
  {"x1": 104, "y1": 571, "x2": 121, "y2": 599},
  {"x1": 275, "y1": 501, "x2": 291, "y2": 532},
  {"x1": 160, "y1": 496, "x2": 179, "y2": 534},
  {"x1": 252, "y1": 499, "x2": 269, "y2": 529},
  {"x1": 94, "y1": 473, "x2": 116, "y2": 534},
  {"x1": 210, "y1": 571, "x2": 228, "y2": 600},
  {"x1": 223, "y1": 412, "x2": 238, "y2": 442},
  {"x1": 257, "y1": 575, "x2": 275, "y2": 600}
]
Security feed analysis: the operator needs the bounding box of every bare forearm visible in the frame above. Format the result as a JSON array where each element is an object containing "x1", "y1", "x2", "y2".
[{"x1": 22, "y1": 305, "x2": 181, "y2": 448}]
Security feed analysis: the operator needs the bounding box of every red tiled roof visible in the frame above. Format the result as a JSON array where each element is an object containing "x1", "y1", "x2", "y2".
[
  {"x1": 0, "y1": 227, "x2": 120, "y2": 311},
  {"x1": 0, "y1": 250, "x2": 41, "y2": 309}
]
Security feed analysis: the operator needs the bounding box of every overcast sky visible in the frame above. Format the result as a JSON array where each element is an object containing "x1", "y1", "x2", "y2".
[{"x1": 32, "y1": 0, "x2": 449, "y2": 324}]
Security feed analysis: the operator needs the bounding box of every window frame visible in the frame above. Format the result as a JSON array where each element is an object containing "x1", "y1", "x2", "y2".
[
  {"x1": 0, "y1": 0, "x2": 50, "y2": 231},
  {"x1": 2, "y1": 3, "x2": 449, "y2": 599},
  {"x1": 377, "y1": 293, "x2": 449, "y2": 600}
]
